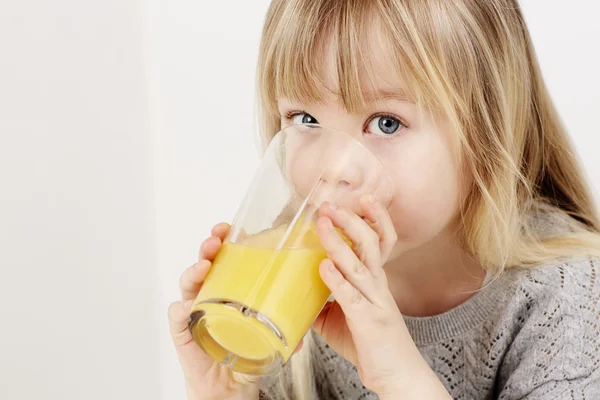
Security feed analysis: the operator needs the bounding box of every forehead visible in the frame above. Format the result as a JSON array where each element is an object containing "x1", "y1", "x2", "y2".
[
  {"x1": 315, "y1": 26, "x2": 409, "y2": 106},
  {"x1": 267, "y1": 9, "x2": 414, "y2": 113}
]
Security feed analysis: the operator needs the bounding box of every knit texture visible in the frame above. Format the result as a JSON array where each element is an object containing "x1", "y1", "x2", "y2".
[{"x1": 260, "y1": 258, "x2": 600, "y2": 399}]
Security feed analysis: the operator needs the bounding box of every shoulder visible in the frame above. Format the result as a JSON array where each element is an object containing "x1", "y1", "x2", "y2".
[
  {"x1": 504, "y1": 256, "x2": 600, "y2": 350},
  {"x1": 517, "y1": 256, "x2": 598, "y2": 291},
  {"x1": 505, "y1": 257, "x2": 600, "y2": 330},
  {"x1": 506, "y1": 257, "x2": 599, "y2": 311},
  {"x1": 492, "y1": 257, "x2": 600, "y2": 339},
  {"x1": 497, "y1": 258, "x2": 600, "y2": 399}
]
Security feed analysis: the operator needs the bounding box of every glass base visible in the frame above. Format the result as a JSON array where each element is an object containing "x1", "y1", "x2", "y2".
[{"x1": 188, "y1": 300, "x2": 285, "y2": 376}]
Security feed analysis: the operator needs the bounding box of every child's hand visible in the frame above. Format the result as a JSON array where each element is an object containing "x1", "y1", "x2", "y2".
[
  {"x1": 312, "y1": 197, "x2": 436, "y2": 397},
  {"x1": 168, "y1": 223, "x2": 260, "y2": 400}
]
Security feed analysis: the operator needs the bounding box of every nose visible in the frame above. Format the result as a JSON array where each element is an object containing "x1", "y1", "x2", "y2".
[
  {"x1": 314, "y1": 143, "x2": 366, "y2": 204},
  {"x1": 285, "y1": 124, "x2": 389, "y2": 209},
  {"x1": 319, "y1": 157, "x2": 363, "y2": 191}
]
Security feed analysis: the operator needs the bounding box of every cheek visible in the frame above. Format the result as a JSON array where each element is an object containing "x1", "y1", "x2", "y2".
[
  {"x1": 286, "y1": 149, "x2": 319, "y2": 196},
  {"x1": 382, "y1": 133, "x2": 463, "y2": 249},
  {"x1": 284, "y1": 134, "x2": 320, "y2": 193}
]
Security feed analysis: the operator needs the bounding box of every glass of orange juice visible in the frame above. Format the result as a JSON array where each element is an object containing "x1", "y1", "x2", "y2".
[{"x1": 189, "y1": 124, "x2": 392, "y2": 375}]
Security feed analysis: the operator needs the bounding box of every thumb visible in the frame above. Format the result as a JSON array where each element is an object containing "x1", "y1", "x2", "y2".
[{"x1": 168, "y1": 300, "x2": 195, "y2": 347}]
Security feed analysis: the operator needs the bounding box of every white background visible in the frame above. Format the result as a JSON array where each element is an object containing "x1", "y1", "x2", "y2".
[{"x1": 0, "y1": 1, "x2": 598, "y2": 399}]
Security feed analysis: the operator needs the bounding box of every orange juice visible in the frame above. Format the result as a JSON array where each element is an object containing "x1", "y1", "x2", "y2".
[{"x1": 190, "y1": 223, "x2": 331, "y2": 373}]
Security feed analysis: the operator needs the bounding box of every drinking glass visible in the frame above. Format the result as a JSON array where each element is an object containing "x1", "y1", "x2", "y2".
[{"x1": 189, "y1": 124, "x2": 392, "y2": 375}]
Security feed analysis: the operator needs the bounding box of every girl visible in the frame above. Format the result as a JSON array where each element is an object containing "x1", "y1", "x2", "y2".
[{"x1": 168, "y1": 0, "x2": 600, "y2": 398}]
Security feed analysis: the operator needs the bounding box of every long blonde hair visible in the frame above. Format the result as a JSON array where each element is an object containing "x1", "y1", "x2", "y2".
[{"x1": 255, "y1": 0, "x2": 600, "y2": 398}]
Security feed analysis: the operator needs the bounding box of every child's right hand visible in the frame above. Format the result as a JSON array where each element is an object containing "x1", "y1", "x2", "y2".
[{"x1": 168, "y1": 222, "x2": 261, "y2": 400}]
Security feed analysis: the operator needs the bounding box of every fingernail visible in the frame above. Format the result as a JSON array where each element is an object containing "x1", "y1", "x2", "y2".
[{"x1": 328, "y1": 202, "x2": 338, "y2": 211}]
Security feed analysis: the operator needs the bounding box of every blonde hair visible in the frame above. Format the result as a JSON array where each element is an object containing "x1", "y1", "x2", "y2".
[{"x1": 255, "y1": 0, "x2": 600, "y2": 398}]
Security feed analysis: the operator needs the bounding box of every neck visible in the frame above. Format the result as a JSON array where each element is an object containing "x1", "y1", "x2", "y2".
[{"x1": 384, "y1": 230, "x2": 486, "y2": 317}]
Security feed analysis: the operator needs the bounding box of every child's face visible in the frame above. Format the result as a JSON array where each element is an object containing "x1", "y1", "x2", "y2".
[{"x1": 277, "y1": 34, "x2": 468, "y2": 261}]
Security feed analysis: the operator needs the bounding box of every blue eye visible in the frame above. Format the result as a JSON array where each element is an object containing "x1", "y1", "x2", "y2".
[
  {"x1": 292, "y1": 113, "x2": 319, "y2": 125},
  {"x1": 367, "y1": 115, "x2": 404, "y2": 136}
]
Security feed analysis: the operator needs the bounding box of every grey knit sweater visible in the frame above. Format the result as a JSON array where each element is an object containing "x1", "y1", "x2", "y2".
[{"x1": 261, "y1": 258, "x2": 600, "y2": 399}]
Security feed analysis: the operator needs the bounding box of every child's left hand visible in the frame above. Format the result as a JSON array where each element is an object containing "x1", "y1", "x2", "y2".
[{"x1": 311, "y1": 196, "x2": 450, "y2": 399}]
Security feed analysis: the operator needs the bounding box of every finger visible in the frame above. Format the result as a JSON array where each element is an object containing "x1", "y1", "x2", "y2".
[
  {"x1": 210, "y1": 222, "x2": 230, "y2": 240},
  {"x1": 168, "y1": 299, "x2": 196, "y2": 347},
  {"x1": 180, "y1": 260, "x2": 211, "y2": 300},
  {"x1": 360, "y1": 195, "x2": 397, "y2": 264},
  {"x1": 319, "y1": 258, "x2": 368, "y2": 317},
  {"x1": 198, "y1": 236, "x2": 223, "y2": 262},
  {"x1": 316, "y1": 215, "x2": 380, "y2": 303},
  {"x1": 319, "y1": 202, "x2": 381, "y2": 270}
]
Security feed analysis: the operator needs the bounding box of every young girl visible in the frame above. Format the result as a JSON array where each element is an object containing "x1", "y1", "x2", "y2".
[{"x1": 168, "y1": 0, "x2": 600, "y2": 398}]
